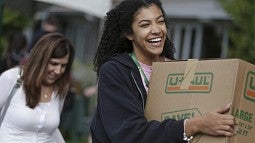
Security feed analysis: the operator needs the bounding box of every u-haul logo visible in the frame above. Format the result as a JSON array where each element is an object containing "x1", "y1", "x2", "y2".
[
  {"x1": 165, "y1": 72, "x2": 213, "y2": 93},
  {"x1": 244, "y1": 71, "x2": 255, "y2": 102}
]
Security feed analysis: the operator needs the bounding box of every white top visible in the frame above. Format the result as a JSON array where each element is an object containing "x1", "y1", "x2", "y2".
[{"x1": 0, "y1": 67, "x2": 65, "y2": 143}]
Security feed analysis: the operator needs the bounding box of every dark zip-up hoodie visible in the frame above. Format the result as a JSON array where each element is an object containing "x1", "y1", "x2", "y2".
[{"x1": 90, "y1": 53, "x2": 186, "y2": 143}]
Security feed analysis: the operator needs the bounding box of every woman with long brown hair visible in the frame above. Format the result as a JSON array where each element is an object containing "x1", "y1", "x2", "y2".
[{"x1": 0, "y1": 32, "x2": 74, "y2": 142}]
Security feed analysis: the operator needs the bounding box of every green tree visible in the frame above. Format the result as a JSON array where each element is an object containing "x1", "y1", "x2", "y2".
[
  {"x1": 0, "y1": 8, "x2": 30, "y2": 56},
  {"x1": 221, "y1": 0, "x2": 255, "y2": 63}
]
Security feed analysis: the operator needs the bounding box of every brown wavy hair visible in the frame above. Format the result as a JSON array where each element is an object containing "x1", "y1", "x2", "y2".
[{"x1": 22, "y1": 32, "x2": 74, "y2": 108}]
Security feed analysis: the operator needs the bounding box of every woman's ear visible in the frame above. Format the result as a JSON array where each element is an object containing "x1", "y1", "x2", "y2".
[{"x1": 125, "y1": 34, "x2": 133, "y2": 41}]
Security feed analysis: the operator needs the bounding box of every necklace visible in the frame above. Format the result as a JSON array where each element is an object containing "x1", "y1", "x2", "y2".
[
  {"x1": 130, "y1": 52, "x2": 150, "y2": 88},
  {"x1": 41, "y1": 86, "x2": 53, "y2": 99}
]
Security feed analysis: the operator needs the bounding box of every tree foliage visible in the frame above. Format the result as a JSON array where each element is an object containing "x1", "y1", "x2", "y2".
[
  {"x1": 2, "y1": 8, "x2": 30, "y2": 33},
  {"x1": 221, "y1": 0, "x2": 255, "y2": 63},
  {"x1": 0, "y1": 8, "x2": 30, "y2": 55}
]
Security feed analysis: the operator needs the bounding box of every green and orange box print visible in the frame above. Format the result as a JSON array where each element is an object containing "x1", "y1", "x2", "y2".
[{"x1": 145, "y1": 59, "x2": 255, "y2": 143}]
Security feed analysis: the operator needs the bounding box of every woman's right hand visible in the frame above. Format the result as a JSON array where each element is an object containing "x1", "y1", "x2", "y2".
[{"x1": 185, "y1": 104, "x2": 236, "y2": 137}]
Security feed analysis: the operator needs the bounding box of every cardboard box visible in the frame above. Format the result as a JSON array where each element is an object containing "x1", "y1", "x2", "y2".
[{"x1": 145, "y1": 59, "x2": 255, "y2": 143}]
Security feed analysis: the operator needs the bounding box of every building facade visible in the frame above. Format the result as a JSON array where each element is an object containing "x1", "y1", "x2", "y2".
[{"x1": 163, "y1": 0, "x2": 231, "y2": 59}]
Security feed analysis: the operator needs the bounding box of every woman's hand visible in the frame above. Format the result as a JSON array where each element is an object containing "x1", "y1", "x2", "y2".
[{"x1": 185, "y1": 104, "x2": 235, "y2": 137}]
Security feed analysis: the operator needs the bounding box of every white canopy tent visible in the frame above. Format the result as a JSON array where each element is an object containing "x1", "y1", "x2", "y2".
[{"x1": 35, "y1": 0, "x2": 112, "y2": 18}]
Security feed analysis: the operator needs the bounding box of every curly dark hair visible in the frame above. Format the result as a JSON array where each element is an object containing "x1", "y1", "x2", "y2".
[{"x1": 93, "y1": 0, "x2": 175, "y2": 75}]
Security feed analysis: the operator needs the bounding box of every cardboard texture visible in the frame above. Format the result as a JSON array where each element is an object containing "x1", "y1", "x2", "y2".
[{"x1": 145, "y1": 59, "x2": 255, "y2": 143}]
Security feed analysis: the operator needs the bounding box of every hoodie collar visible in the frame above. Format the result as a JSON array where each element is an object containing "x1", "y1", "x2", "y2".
[{"x1": 111, "y1": 53, "x2": 137, "y2": 69}]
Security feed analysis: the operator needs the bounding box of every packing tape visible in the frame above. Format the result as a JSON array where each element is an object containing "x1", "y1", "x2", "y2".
[{"x1": 180, "y1": 59, "x2": 198, "y2": 90}]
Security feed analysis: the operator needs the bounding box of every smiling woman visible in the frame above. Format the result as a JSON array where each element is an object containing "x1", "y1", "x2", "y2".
[
  {"x1": 126, "y1": 4, "x2": 167, "y2": 65},
  {"x1": 0, "y1": 32, "x2": 75, "y2": 142},
  {"x1": 90, "y1": 0, "x2": 235, "y2": 143}
]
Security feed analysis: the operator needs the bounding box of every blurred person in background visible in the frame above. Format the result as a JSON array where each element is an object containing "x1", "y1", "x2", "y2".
[
  {"x1": 0, "y1": 33, "x2": 29, "y2": 74},
  {"x1": 83, "y1": 85, "x2": 97, "y2": 98},
  {"x1": 29, "y1": 15, "x2": 59, "y2": 52},
  {"x1": 0, "y1": 32, "x2": 74, "y2": 142},
  {"x1": 90, "y1": 0, "x2": 235, "y2": 143}
]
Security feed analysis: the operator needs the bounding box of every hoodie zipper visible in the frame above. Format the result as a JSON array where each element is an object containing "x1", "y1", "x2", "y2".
[{"x1": 130, "y1": 72, "x2": 145, "y2": 111}]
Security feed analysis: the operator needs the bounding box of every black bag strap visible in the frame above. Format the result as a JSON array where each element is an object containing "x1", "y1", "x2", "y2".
[{"x1": 0, "y1": 68, "x2": 22, "y2": 127}]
